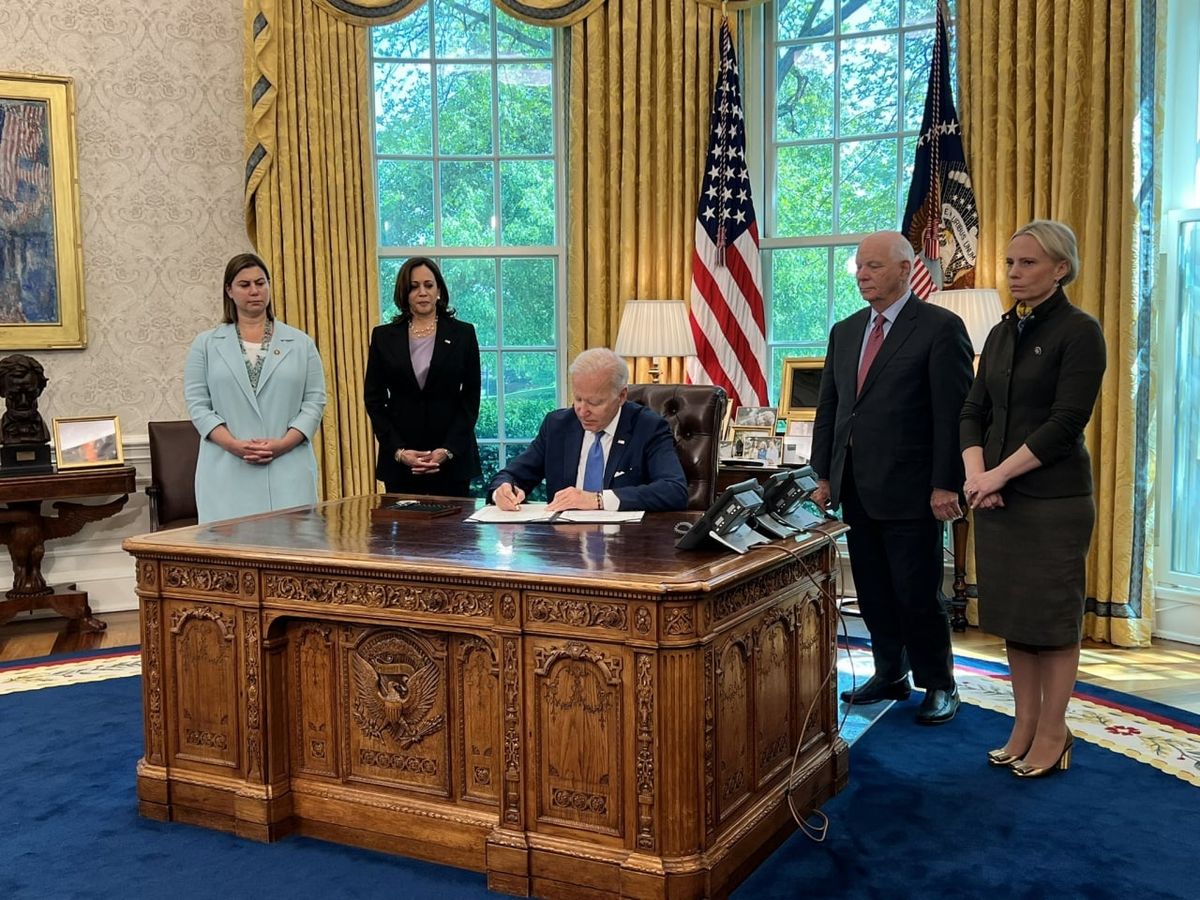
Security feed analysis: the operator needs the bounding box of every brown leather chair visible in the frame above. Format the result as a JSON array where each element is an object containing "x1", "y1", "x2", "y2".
[
  {"x1": 625, "y1": 383, "x2": 727, "y2": 511},
  {"x1": 146, "y1": 420, "x2": 201, "y2": 530}
]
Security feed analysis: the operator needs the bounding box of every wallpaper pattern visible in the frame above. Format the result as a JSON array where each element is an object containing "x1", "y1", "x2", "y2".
[{"x1": 0, "y1": 0, "x2": 247, "y2": 431}]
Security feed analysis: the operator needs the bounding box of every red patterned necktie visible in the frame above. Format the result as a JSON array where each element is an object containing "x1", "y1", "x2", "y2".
[{"x1": 857, "y1": 314, "x2": 886, "y2": 396}]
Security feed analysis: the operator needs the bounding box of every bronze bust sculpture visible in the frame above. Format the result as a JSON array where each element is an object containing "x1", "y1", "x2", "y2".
[{"x1": 0, "y1": 354, "x2": 51, "y2": 446}]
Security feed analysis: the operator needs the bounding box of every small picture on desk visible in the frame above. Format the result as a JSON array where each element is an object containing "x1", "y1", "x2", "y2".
[
  {"x1": 738, "y1": 435, "x2": 783, "y2": 465},
  {"x1": 52, "y1": 415, "x2": 124, "y2": 469},
  {"x1": 733, "y1": 405, "x2": 777, "y2": 428}
]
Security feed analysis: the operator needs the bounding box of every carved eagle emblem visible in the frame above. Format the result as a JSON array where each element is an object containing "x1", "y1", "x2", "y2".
[{"x1": 350, "y1": 643, "x2": 443, "y2": 748}]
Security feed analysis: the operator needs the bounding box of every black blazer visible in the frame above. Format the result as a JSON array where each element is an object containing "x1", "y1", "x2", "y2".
[
  {"x1": 364, "y1": 316, "x2": 482, "y2": 489},
  {"x1": 960, "y1": 289, "x2": 1106, "y2": 498},
  {"x1": 811, "y1": 293, "x2": 974, "y2": 520}
]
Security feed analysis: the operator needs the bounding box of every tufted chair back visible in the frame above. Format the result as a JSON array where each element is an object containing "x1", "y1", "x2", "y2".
[
  {"x1": 146, "y1": 420, "x2": 201, "y2": 530},
  {"x1": 625, "y1": 383, "x2": 727, "y2": 511}
]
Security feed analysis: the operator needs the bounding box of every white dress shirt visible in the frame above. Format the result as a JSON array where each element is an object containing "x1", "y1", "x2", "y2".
[{"x1": 573, "y1": 408, "x2": 622, "y2": 510}]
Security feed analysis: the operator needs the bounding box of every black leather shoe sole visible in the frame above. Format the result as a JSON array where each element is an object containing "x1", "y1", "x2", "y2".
[{"x1": 840, "y1": 679, "x2": 912, "y2": 705}]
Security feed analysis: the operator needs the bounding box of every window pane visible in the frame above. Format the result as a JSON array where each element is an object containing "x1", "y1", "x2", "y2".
[
  {"x1": 441, "y1": 257, "x2": 497, "y2": 346},
  {"x1": 770, "y1": 247, "x2": 829, "y2": 343},
  {"x1": 905, "y1": 0, "x2": 938, "y2": 25},
  {"x1": 777, "y1": 0, "x2": 833, "y2": 41},
  {"x1": 775, "y1": 43, "x2": 834, "y2": 141},
  {"x1": 497, "y1": 11, "x2": 552, "y2": 58},
  {"x1": 378, "y1": 160, "x2": 434, "y2": 247},
  {"x1": 499, "y1": 64, "x2": 554, "y2": 154},
  {"x1": 478, "y1": 350, "x2": 499, "y2": 438},
  {"x1": 903, "y1": 28, "x2": 935, "y2": 132},
  {"x1": 503, "y1": 352, "x2": 557, "y2": 439},
  {"x1": 440, "y1": 160, "x2": 495, "y2": 246},
  {"x1": 838, "y1": 138, "x2": 899, "y2": 234},
  {"x1": 833, "y1": 244, "x2": 863, "y2": 323},
  {"x1": 434, "y1": 0, "x2": 491, "y2": 58},
  {"x1": 373, "y1": 11, "x2": 430, "y2": 58},
  {"x1": 842, "y1": 0, "x2": 899, "y2": 33},
  {"x1": 500, "y1": 160, "x2": 556, "y2": 245},
  {"x1": 437, "y1": 64, "x2": 493, "y2": 156},
  {"x1": 1169, "y1": 220, "x2": 1200, "y2": 576},
  {"x1": 776, "y1": 145, "x2": 834, "y2": 236},
  {"x1": 839, "y1": 34, "x2": 898, "y2": 136},
  {"x1": 374, "y1": 63, "x2": 432, "y2": 155},
  {"x1": 502, "y1": 258, "x2": 556, "y2": 346},
  {"x1": 471, "y1": 443, "x2": 500, "y2": 496},
  {"x1": 378, "y1": 257, "x2": 403, "y2": 319}
]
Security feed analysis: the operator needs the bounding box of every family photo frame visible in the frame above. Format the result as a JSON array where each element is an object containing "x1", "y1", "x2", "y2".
[
  {"x1": 53, "y1": 415, "x2": 123, "y2": 469},
  {"x1": 0, "y1": 72, "x2": 87, "y2": 350}
]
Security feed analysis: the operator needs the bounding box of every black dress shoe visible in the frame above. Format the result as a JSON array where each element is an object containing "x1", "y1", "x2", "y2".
[
  {"x1": 840, "y1": 674, "x2": 911, "y2": 705},
  {"x1": 915, "y1": 687, "x2": 960, "y2": 725}
]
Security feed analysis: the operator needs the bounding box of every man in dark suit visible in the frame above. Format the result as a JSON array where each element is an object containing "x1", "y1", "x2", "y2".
[
  {"x1": 489, "y1": 348, "x2": 688, "y2": 513},
  {"x1": 811, "y1": 231, "x2": 974, "y2": 725}
]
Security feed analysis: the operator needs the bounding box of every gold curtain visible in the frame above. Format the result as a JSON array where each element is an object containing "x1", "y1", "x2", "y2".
[
  {"x1": 959, "y1": 0, "x2": 1160, "y2": 647},
  {"x1": 567, "y1": 0, "x2": 723, "y2": 384},
  {"x1": 245, "y1": 0, "x2": 430, "y2": 500}
]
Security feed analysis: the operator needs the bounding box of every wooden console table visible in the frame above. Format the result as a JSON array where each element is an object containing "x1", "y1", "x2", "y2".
[
  {"x1": 125, "y1": 496, "x2": 849, "y2": 899},
  {"x1": 0, "y1": 465, "x2": 135, "y2": 631}
]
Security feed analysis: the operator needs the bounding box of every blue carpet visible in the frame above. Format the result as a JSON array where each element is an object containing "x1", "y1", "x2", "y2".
[{"x1": 2, "y1": 673, "x2": 1194, "y2": 899}]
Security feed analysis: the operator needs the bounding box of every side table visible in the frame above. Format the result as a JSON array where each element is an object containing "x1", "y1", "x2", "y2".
[{"x1": 0, "y1": 465, "x2": 136, "y2": 631}]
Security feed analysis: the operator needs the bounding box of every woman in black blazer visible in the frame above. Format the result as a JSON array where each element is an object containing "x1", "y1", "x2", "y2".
[
  {"x1": 364, "y1": 257, "x2": 481, "y2": 496},
  {"x1": 960, "y1": 220, "x2": 1106, "y2": 779}
]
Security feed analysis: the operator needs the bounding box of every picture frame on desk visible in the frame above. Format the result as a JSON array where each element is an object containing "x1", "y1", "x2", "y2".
[
  {"x1": 0, "y1": 72, "x2": 87, "y2": 350},
  {"x1": 52, "y1": 415, "x2": 124, "y2": 469},
  {"x1": 779, "y1": 357, "x2": 824, "y2": 423}
]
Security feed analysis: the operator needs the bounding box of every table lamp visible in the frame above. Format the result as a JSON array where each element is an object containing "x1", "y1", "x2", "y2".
[
  {"x1": 927, "y1": 288, "x2": 1004, "y2": 355},
  {"x1": 613, "y1": 299, "x2": 697, "y2": 383},
  {"x1": 926, "y1": 287, "x2": 1003, "y2": 632}
]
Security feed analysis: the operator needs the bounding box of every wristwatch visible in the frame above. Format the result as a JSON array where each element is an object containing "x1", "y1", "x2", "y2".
[
  {"x1": 394, "y1": 448, "x2": 405, "y2": 463},
  {"x1": 444, "y1": 449, "x2": 455, "y2": 461}
]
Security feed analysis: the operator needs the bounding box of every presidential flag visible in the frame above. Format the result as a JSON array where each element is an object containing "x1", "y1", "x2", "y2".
[
  {"x1": 901, "y1": 0, "x2": 979, "y2": 297},
  {"x1": 686, "y1": 18, "x2": 768, "y2": 410}
]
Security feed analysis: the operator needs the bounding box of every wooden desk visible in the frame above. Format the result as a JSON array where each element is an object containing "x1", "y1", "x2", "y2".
[
  {"x1": 125, "y1": 497, "x2": 848, "y2": 899},
  {"x1": 0, "y1": 465, "x2": 135, "y2": 631}
]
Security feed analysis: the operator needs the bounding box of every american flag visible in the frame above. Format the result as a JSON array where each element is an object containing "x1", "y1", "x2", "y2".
[
  {"x1": 901, "y1": 0, "x2": 979, "y2": 298},
  {"x1": 686, "y1": 18, "x2": 768, "y2": 410},
  {"x1": 0, "y1": 101, "x2": 50, "y2": 209}
]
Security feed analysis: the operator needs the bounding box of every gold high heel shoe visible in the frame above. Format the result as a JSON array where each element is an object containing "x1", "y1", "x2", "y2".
[
  {"x1": 1011, "y1": 732, "x2": 1074, "y2": 778},
  {"x1": 986, "y1": 746, "x2": 1027, "y2": 767}
]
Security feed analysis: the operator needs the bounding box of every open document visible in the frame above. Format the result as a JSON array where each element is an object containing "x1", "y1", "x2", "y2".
[{"x1": 466, "y1": 503, "x2": 644, "y2": 524}]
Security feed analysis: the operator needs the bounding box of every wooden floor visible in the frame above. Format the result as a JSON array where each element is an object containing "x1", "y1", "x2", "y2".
[{"x1": 3, "y1": 609, "x2": 1200, "y2": 714}]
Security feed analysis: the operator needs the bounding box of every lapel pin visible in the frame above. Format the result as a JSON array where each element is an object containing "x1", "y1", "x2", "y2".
[
  {"x1": 274, "y1": 349, "x2": 280, "y2": 355},
  {"x1": 617, "y1": 439, "x2": 626, "y2": 445},
  {"x1": 1034, "y1": 346, "x2": 1042, "y2": 355},
  {"x1": 614, "y1": 470, "x2": 626, "y2": 478},
  {"x1": 444, "y1": 339, "x2": 451, "y2": 344}
]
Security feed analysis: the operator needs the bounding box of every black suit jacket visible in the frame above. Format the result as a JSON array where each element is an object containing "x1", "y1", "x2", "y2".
[
  {"x1": 811, "y1": 293, "x2": 974, "y2": 520},
  {"x1": 364, "y1": 316, "x2": 481, "y2": 488},
  {"x1": 960, "y1": 289, "x2": 1105, "y2": 498}
]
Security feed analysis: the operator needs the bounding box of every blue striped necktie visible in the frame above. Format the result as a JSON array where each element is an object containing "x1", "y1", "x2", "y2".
[{"x1": 583, "y1": 431, "x2": 605, "y2": 491}]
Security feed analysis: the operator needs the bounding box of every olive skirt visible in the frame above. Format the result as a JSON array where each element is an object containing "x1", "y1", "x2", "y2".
[{"x1": 973, "y1": 490, "x2": 1095, "y2": 647}]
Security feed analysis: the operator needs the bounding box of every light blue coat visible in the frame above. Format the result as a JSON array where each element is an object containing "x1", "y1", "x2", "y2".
[{"x1": 184, "y1": 321, "x2": 326, "y2": 524}]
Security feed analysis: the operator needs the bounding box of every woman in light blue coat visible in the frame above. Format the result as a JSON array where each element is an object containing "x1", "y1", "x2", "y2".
[{"x1": 184, "y1": 253, "x2": 326, "y2": 523}]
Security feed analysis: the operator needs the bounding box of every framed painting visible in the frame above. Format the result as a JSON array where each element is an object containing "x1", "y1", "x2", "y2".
[
  {"x1": 0, "y1": 72, "x2": 86, "y2": 349},
  {"x1": 53, "y1": 415, "x2": 124, "y2": 469},
  {"x1": 779, "y1": 357, "x2": 824, "y2": 422}
]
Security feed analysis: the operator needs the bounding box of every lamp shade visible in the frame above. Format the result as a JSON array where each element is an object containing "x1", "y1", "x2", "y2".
[
  {"x1": 613, "y1": 299, "x2": 697, "y2": 358},
  {"x1": 928, "y1": 288, "x2": 1004, "y2": 354}
]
